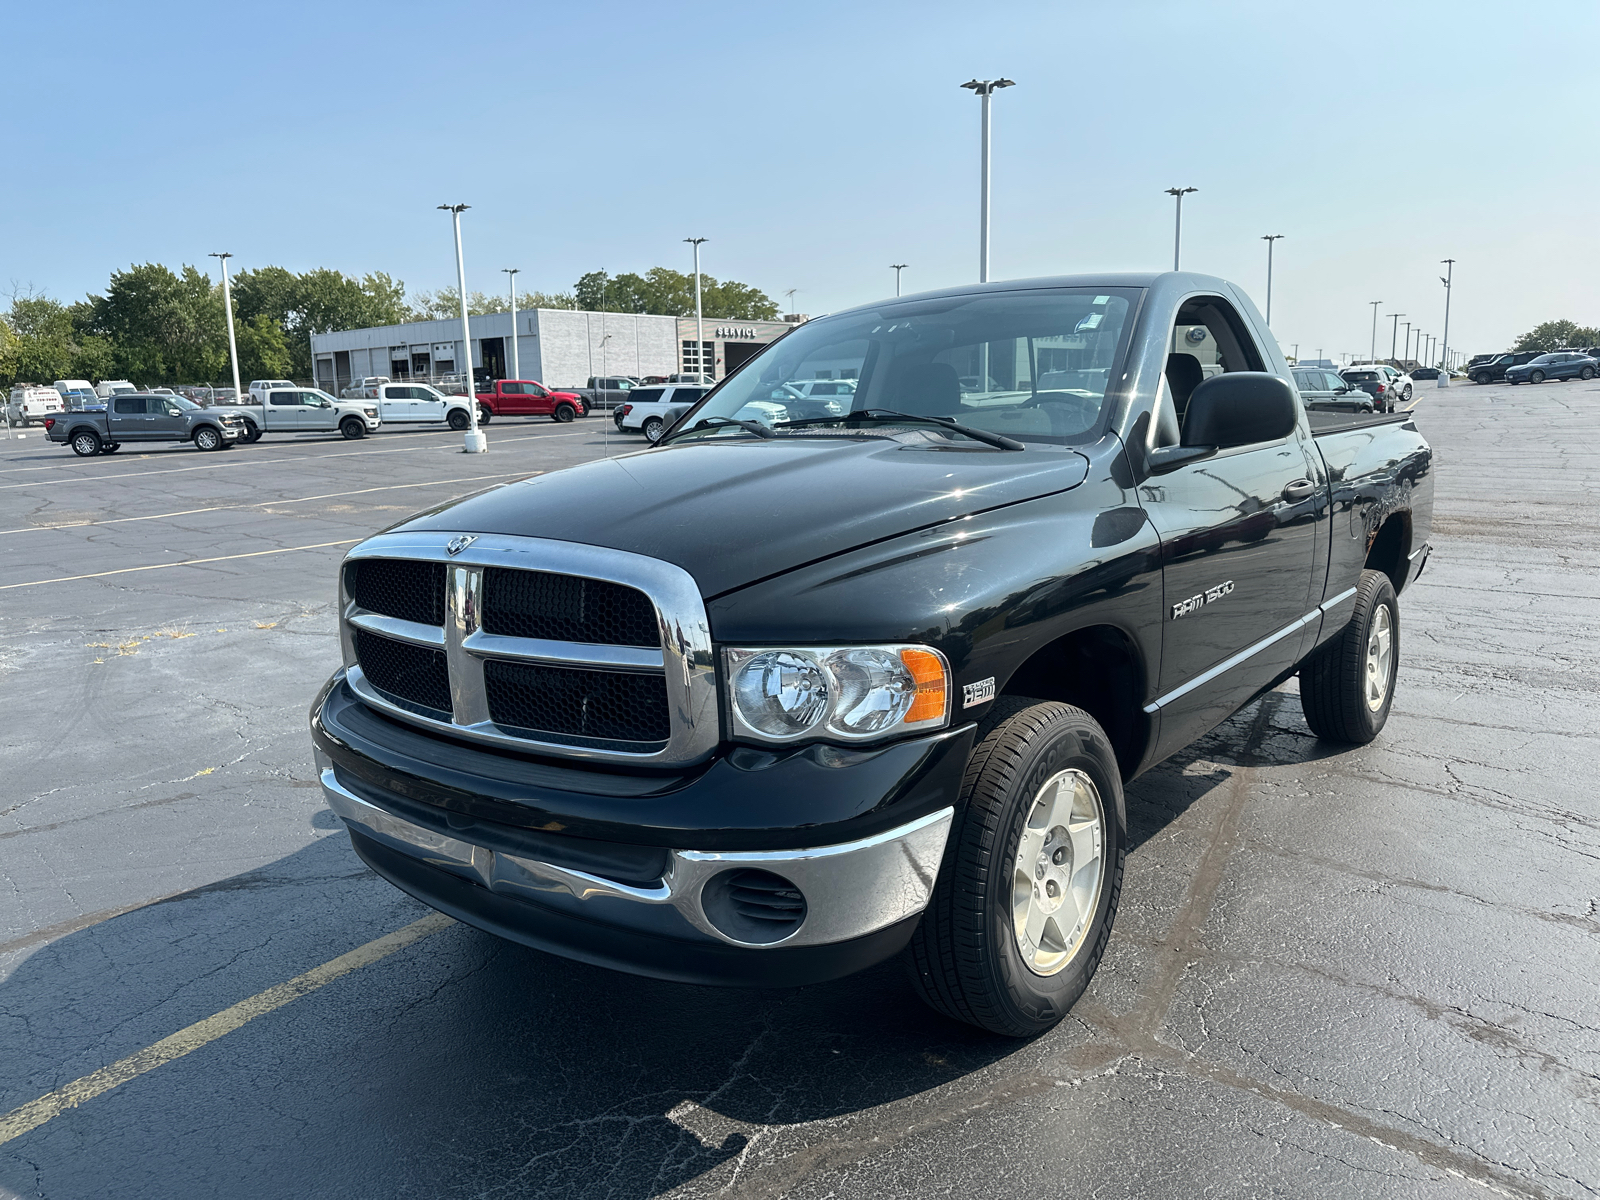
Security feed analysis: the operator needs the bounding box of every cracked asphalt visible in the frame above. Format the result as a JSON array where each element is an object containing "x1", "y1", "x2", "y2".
[{"x1": 1, "y1": 385, "x2": 1596, "y2": 1199}]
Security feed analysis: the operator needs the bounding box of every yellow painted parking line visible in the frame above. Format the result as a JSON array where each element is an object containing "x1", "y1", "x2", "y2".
[
  {"x1": 0, "y1": 472, "x2": 537, "y2": 536},
  {"x1": 0, "y1": 539, "x2": 363, "y2": 591},
  {"x1": 0, "y1": 913, "x2": 453, "y2": 1146}
]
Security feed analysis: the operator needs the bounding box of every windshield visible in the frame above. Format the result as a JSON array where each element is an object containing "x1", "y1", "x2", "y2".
[
  {"x1": 169, "y1": 396, "x2": 200, "y2": 411},
  {"x1": 669, "y1": 288, "x2": 1137, "y2": 446}
]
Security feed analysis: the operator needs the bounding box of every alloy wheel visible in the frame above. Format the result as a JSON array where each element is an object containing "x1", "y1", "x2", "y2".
[
  {"x1": 1364, "y1": 603, "x2": 1394, "y2": 712},
  {"x1": 1011, "y1": 769, "x2": 1107, "y2": 977}
]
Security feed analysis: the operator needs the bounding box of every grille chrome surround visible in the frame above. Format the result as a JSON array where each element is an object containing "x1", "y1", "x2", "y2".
[{"x1": 341, "y1": 532, "x2": 717, "y2": 765}]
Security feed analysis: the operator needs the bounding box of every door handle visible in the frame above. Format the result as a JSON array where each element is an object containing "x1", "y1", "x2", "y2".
[{"x1": 1282, "y1": 479, "x2": 1316, "y2": 502}]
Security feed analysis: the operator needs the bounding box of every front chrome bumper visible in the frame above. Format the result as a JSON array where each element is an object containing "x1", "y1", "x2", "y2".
[{"x1": 317, "y1": 757, "x2": 952, "y2": 951}]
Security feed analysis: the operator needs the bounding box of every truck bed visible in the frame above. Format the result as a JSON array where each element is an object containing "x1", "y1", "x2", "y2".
[{"x1": 1308, "y1": 409, "x2": 1413, "y2": 437}]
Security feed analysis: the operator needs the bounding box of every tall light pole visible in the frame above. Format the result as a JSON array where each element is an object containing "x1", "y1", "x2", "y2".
[
  {"x1": 684, "y1": 237, "x2": 707, "y2": 378},
  {"x1": 1388, "y1": 313, "x2": 1404, "y2": 364},
  {"x1": 439, "y1": 204, "x2": 485, "y2": 453},
  {"x1": 961, "y1": 78, "x2": 1015, "y2": 283},
  {"x1": 1165, "y1": 187, "x2": 1198, "y2": 271},
  {"x1": 1261, "y1": 234, "x2": 1284, "y2": 324},
  {"x1": 209, "y1": 252, "x2": 242, "y2": 402},
  {"x1": 1402, "y1": 321, "x2": 1412, "y2": 364},
  {"x1": 501, "y1": 268, "x2": 520, "y2": 381},
  {"x1": 1369, "y1": 301, "x2": 1382, "y2": 363},
  {"x1": 891, "y1": 264, "x2": 907, "y2": 296},
  {"x1": 1438, "y1": 260, "x2": 1454, "y2": 387}
]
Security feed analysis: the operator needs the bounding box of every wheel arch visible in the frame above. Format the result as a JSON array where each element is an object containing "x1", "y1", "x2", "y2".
[
  {"x1": 1365, "y1": 512, "x2": 1412, "y2": 595},
  {"x1": 999, "y1": 622, "x2": 1150, "y2": 780}
]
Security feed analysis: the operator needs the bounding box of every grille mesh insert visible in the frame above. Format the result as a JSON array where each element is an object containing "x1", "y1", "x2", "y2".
[
  {"x1": 355, "y1": 629, "x2": 451, "y2": 715},
  {"x1": 346, "y1": 559, "x2": 445, "y2": 626},
  {"x1": 481, "y1": 567, "x2": 659, "y2": 648},
  {"x1": 483, "y1": 658, "x2": 669, "y2": 744}
]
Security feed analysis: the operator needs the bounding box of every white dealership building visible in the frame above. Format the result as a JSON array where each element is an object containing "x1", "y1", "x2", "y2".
[{"x1": 308, "y1": 309, "x2": 795, "y2": 395}]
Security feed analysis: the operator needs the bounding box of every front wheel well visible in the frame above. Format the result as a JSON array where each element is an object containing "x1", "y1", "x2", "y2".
[{"x1": 999, "y1": 624, "x2": 1148, "y2": 779}]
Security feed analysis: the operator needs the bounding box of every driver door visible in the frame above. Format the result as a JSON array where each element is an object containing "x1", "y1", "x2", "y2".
[{"x1": 147, "y1": 397, "x2": 186, "y2": 439}]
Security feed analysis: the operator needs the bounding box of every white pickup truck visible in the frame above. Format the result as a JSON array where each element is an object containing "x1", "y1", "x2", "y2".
[
  {"x1": 233, "y1": 388, "x2": 382, "y2": 442},
  {"x1": 371, "y1": 382, "x2": 476, "y2": 430}
]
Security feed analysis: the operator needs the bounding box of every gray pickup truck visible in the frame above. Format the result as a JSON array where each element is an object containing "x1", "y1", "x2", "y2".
[{"x1": 46, "y1": 392, "x2": 246, "y2": 456}]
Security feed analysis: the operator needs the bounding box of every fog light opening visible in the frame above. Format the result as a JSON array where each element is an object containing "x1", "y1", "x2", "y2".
[{"x1": 700, "y1": 868, "x2": 807, "y2": 945}]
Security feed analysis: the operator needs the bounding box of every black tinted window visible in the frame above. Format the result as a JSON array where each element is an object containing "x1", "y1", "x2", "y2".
[
  {"x1": 113, "y1": 397, "x2": 143, "y2": 413},
  {"x1": 630, "y1": 388, "x2": 665, "y2": 404}
]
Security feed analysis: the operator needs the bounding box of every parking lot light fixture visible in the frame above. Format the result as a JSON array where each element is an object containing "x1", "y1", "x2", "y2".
[
  {"x1": 1165, "y1": 187, "x2": 1198, "y2": 271},
  {"x1": 501, "y1": 268, "x2": 520, "y2": 380},
  {"x1": 891, "y1": 264, "x2": 907, "y2": 296},
  {"x1": 439, "y1": 204, "x2": 485, "y2": 453},
  {"x1": 961, "y1": 78, "x2": 1014, "y2": 282},
  {"x1": 684, "y1": 238, "x2": 707, "y2": 378},
  {"x1": 209, "y1": 253, "x2": 242, "y2": 407},
  {"x1": 1260, "y1": 235, "x2": 1284, "y2": 324}
]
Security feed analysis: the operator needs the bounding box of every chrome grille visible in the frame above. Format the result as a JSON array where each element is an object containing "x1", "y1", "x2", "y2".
[
  {"x1": 345, "y1": 559, "x2": 445, "y2": 626},
  {"x1": 483, "y1": 659, "x2": 670, "y2": 747},
  {"x1": 354, "y1": 629, "x2": 451, "y2": 716},
  {"x1": 339, "y1": 532, "x2": 717, "y2": 765},
  {"x1": 480, "y1": 567, "x2": 658, "y2": 648}
]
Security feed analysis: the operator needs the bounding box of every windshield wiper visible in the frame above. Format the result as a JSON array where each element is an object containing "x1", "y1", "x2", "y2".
[
  {"x1": 657, "y1": 415, "x2": 776, "y2": 446},
  {"x1": 775, "y1": 408, "x2": 1025, "y2": 451}
]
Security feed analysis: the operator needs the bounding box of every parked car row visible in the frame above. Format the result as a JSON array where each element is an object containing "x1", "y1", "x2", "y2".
[{"x1": 1468, "y1": 350, "x2": 1600, "y2": 384}]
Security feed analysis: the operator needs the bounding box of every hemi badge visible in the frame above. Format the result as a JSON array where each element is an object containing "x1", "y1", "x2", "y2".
[{"x1": 962, "y1": 677, "x2": 996, "y2": 708}]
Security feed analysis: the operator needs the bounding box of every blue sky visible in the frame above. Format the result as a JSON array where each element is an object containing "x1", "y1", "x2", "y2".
[{"x1": 6, "y1": 0, "x2": 1597, "y2": 358}]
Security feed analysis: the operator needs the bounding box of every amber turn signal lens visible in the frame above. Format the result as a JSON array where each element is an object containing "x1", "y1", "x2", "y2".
[{"x1": 899, "y1": 648, "x2": 947, "y2": 724}]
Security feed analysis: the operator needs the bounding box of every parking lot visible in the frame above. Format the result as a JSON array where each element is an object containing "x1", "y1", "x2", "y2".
[{"x1": 1, "y1": 388, "x2": 1596, "y2": 1198}]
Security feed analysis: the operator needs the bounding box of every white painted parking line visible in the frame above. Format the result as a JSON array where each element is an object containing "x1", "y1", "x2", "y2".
[
  {"x1": 0, "y1": 426, "x2": 608, "y2": 486},
  {"x1": 0, "y1": 539, "x2": 364, "y2": 592},
  {"x1": 0, "y1": 472, "x2": 538, "y2": 537}
]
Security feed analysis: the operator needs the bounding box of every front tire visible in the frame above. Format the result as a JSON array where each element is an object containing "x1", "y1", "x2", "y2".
[
  {"x1": 1530, "y1": 370, "x2": 1545, "y2": 384},
  {"x1": 340, "y1": 417, "x2": 366, "y2": 440},
  {"x1": 193, "y1": 426, "x2": 223, "y2": 451},
  {"x1": 447, "y1": 408, "x2": 470, "y2": 431},
  {"x1": 240, "y1": 421, "x2": 262, "y2": 443},
  {"x1": 1473, "y1": 373, "x2": 1489, "y2": 384},
  {"x1": 478, "y1": 406, "x2": 493, "y2": 425},
  {"x1": 641, "y1": 416, "x2": 665, "y2": 443},
  {"x1": 552, "y1": 402, "x2": 577, "y2": 423},
  {"x1": 101, "y1": 442, "x2": 121, "y2": 454},
  {"x1": 907, "y1": 700, "x2": 1126, "y2": 1037},
  {"x1": 1581, "y1": 367, "x2": 1595, "y2": 380},
  {"x1": 71, "y1": 430, "x2": 101, "y2": 457},
  {"x1": 1299, "y1": 568, "x2": 1399, "y2": 744}
]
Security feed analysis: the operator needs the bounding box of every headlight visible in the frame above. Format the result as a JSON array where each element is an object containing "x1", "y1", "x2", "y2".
[
  {"x1": 365, "y1": 407, "x2": 377, "y2": 417},
  {"x1": 724, "y1": 644, "x2": 950, "y2": 744}
]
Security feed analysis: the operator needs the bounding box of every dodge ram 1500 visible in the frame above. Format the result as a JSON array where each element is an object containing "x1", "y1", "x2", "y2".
[{"x1": 310, "y1": 272, "x2": 1432, "y2": 1036}]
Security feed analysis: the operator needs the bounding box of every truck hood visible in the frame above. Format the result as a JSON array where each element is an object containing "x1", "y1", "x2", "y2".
[{"x1": 393, "y1": 437, "x2": 1090, "y2": 596}]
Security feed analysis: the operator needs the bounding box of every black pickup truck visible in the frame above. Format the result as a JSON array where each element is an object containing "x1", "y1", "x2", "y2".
[{"x1": 310, "y1": 272, "x2": 1432, "y2": 1036}]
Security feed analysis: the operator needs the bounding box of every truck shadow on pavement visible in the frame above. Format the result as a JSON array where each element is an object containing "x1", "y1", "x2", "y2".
[{"x1": 0, "y1": 691, "x2": 1332, "y2": 1199}]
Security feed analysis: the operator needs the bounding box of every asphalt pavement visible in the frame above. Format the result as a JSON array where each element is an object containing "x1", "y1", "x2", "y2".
[{"x1": 1, "y1": 389, "x2": 1596, "y2": 1199}]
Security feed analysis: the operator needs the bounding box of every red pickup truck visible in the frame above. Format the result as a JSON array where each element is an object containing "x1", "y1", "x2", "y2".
[{"x1": 474, "y1": 380, "x2": 588, "y2": 424}]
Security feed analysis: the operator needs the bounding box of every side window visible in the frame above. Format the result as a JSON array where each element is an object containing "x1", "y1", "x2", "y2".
[
  {"x1": 1157, "y1": 296, "x2": 1270, "y2": 446},
  {"x1": 270, "y1": 393, "x2": 294, "y2": 405},
  {"x1": 499, "y1": 382, "x2": 522, "y2": 395},
  {"x1": 114, "y1": 397, "x2": 141, "y2": 414}
]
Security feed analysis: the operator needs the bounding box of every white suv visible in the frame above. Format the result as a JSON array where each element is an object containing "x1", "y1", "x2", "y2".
[{"x1": 614, "y1": 384, "x2": 712, "y2": 442}]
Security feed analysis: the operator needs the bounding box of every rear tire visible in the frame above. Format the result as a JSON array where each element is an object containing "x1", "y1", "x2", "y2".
[
  {"x1": 193, "y1": 426, "x2": 223, "y2": 451},
  {"x1": 447, "y1": 408, "x2": 470, "y2": 431},
  {"x1": 907, "y1": 700, "x2": 1126, "y2": 1037},
  {"x1": 340, "y1": 417, "x2": 365, "y2": 440},
  {"x1": 71, "y1": 430, "x2": 101, "y2": 457},
  {"x1": 641, "y1": 416, "x2": 665, "y2": 443},
  {"x1": 1299, "y1": 569, "x2": 1399, "y2": 745},
  {"x1": 552, "y1": 402, "x2": 577, "y2": 423}
]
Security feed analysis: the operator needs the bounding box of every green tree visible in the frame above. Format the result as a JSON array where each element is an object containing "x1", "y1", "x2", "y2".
[
  {"x1": 4, "y1": 295, "x2": 78, "y2": 383},
  {"x1": 406, "y1": 288, "x2": 505, "y2": 320},
  {"x1": 230, "y1": 266, "x2": 412, "y2": 377},
  {"x1": 525, "y1": 290, "x2": 577, "y2": 310},
  {"x1": 572, "y1": 268, "x2": 775, "y2": 319},
  {"x1": 1514, "y1": 319, "x2": 1600, "y2": 353},
  {"x1": 83, "y1": 263, "x2": 227, "y2": 385},
  {"x1": 234, "y1": 314, "x2": 293, "y2": 381}
]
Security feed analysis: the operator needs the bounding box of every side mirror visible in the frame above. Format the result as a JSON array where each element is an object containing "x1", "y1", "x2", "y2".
[{"x1": 1181, "y1": 372, "x2": 1298, "y2": 449}]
